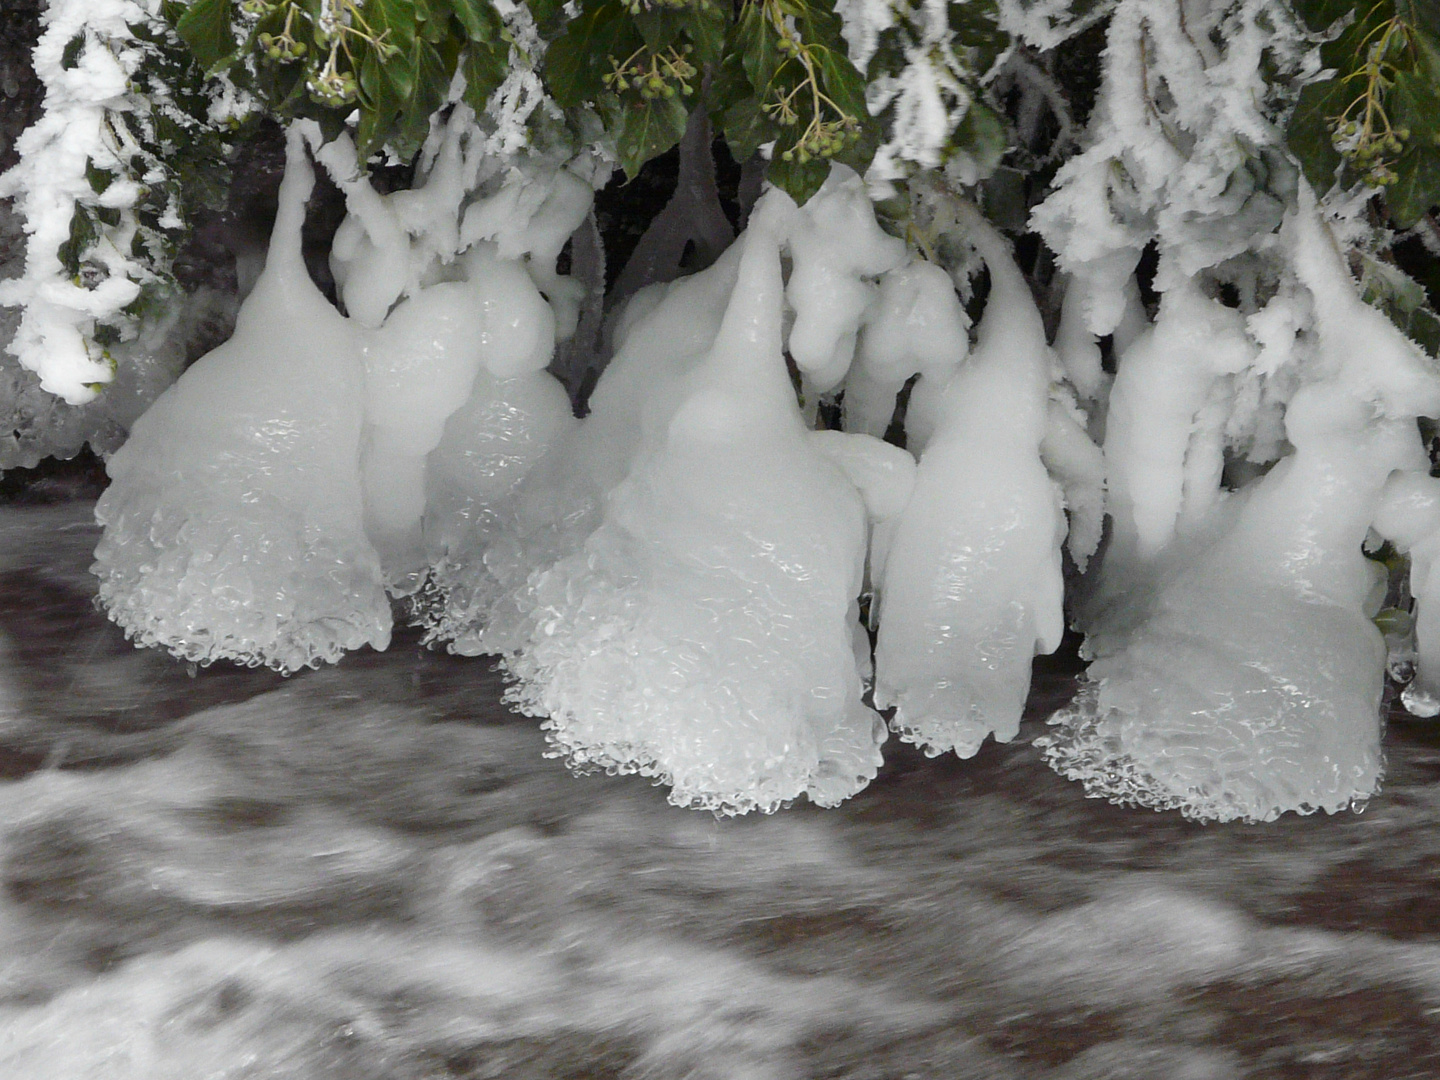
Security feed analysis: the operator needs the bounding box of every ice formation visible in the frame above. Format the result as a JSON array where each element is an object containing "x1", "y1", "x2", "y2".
[
  {"x1": 871, "y1": 204, "x2": 1073, "y2": 758},
  {"x1": 64, "y1": 0, "x2": 1440, "y2": 821},
  {"x1": 503, "y1": 194, "x2": 890, "y2": 815},
  {"x1": 1041, "y1": 193, "x2": 1440, "y2": 822},
  {"x1": 92, "y1": 127, "x2": 390, "y2": 673},
  {"x1": 843, "y1": 260, "x2": 970, "y2": 439},
  {"x1": 93, "y1": 114, "x2": 588, "y2": 674},
  {"x1": 0, "y1": 0, "x2": 249, "y2": 404}
]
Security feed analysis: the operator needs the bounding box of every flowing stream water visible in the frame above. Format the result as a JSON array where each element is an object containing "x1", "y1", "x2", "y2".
[{"x1": 1, "y1": 498, "x2": 1439, "y2": 1078}]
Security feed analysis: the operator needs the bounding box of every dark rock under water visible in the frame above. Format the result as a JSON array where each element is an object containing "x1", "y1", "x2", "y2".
[{"x1": 1, "y1": 500, "x2": 1439, "y2": 1078}]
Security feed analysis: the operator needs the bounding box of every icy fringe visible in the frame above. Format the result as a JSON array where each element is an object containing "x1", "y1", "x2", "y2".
[
  {"x1": 94, "y1": 110, "x2": 599, "y2": 673},
  {"x1": 1020, "y1": 0, "x2": 1440, "y2": 822},
  {"x1": 0, "y1": 0, "x2": 247, "y2": 406}
]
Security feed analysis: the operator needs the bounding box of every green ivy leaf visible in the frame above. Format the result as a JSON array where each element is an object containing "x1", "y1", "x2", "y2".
[
  {"x1": 614, "y1": 94, "x2": 690, "y2": 178},
  {"x1": 1286, "y1": 77, "x2": 1347, "y2": 192},
  {"x1": 545, "y1": 2, "x2": 638, "y2": 109},
  {"x1": 767, "y1": 153, "x2": 829, "y2": 205},
  {"x1": 719, "y1": 90, "x2": 777, "y2": 162},
  {"x1": 811, "y1": 44, "x2": 869, "y2": 126},
  {"x1": 174, "y1": 0, "x2": 235, "y2": 73},
  {"x1": 733, "y1": 2, "x2": 781, "y2": 95},
  {"x1": 1387, "y1": 67, "x2": 1440, "y2": 226},
  {"x1": 462, "y1": 43, "x2": 509, "y2": 111},
  {"x1": 451, "y1": 0, "x2": 504, "y2": 43},
  {"x1": 686, "y1": 2, "x2": 729, "y2": 71},
  {"x1": 357, "y1": 47, "x2": 402, "y2": 159},
  {"x1": 633, "y1": 8, "x2": 687, "y2": 52}
]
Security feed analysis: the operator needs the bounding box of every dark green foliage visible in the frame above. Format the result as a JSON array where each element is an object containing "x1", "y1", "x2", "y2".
[
  {"x1": 1287, "y1": 0, "x2": 1440, "y2": 228},
  {"x1": 160, "y1": 0, "x2": 999, "y2": 204}
]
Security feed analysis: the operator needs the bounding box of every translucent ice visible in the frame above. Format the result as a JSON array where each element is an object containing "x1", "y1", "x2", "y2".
[
  {"x1": 428, "y1": 240, "x2": 749, "y2": 659},
  {"x1": 785, "y1": 167, "x2": 907, "y2": 393},
  {"x1": 1042, "y1": 194, "x2": 1440, "y2": 821},
  {"x1": 843, "y1": 260, "x2": 970, "y2": 438},
  {"x1": 358, "y1": 242, "x2": 556, "y2": 587},
  {"x1": 417, "y1": 366, "x2": 577, "y2": 649},
  {"x1": 92, "y1": 128, "x2": 389, "y2": 673},
  {"x1": 505, "y1": 195, "x2": 885, "y2": 814},
  {"x1": 872, "y1": 205, "x2": 1068, "y2": 758}
]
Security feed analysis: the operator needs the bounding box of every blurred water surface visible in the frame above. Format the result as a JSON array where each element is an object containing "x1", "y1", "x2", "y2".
[{"x1": 1, "y1": 500, "x2": 1439, "y2": 1078}]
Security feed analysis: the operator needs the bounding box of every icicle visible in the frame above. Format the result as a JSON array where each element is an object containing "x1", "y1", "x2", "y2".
[
  {"x1": 843, "y1": 260, "x2": 970, "y2": 438},
  {"x1": 1098, "y1": 275, "x2": 1256, "y2": 567},
  {"x1": 1042, "y1": 189, "x2": 1440, "y2": 822},
  {"x1": 429, "y1": 234, "x2": 750, "y2": 658},
  {"x1": 872, "y1": 202, "x2": 1068, "y2": 758},
  {"x1": 1041, "y1": 386, "x2": 1107, "y2": 571},
  {"x1": 504, "y1": 192, "x2": 886, "y2": 814},
  {"x1": 317, "y1": 134, "x2": 411, "y2": 329},
  {"x1": 92, "y1": 124, "x2": 389, "y2": 674},
  {"x1": 357, "y1": 241, "x2": 555, "y2": 589},
  {"x1": 785, "y1": 166, "x2": 907, "y2": 393}
]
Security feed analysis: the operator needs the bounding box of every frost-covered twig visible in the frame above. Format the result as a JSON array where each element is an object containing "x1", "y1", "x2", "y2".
[{"x1": 0, "y1": 0, "x2": 244, "y2": 404}]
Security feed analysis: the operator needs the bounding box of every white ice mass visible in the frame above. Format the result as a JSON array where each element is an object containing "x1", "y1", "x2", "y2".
[
  {"x1": 1041, "y1": 193, "x2": 1440, "y2": 822},
  {"x1": 86, "y1": 110, "x2": 1440, "y2": 821}
]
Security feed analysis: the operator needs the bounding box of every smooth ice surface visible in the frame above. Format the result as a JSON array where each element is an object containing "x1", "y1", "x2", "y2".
[
  {"x1": 785, "y1": 167, "x2": 906, "y2": 392},
  {"x1": 504, "y1": 196, "x2": 885, "y2": 815},
  {"x1": 1101, "y1": 278, "x2": 1256, "y2": 562},
  {"x1": 92, "y1": 129, "x2": 389, "y2": 674},
  {"x1": 843, "y1": 261, "x2": 969, "y2": 438},
  {"x1": 417, "y1": 367, "x2": 576, "y2": 649},
  {"x1": 427, "y1": 241, "x2": 747, "y2": 659},
  {"x1": 358, "y1": 244, "x2": 556, "y2": 586},
  {"x1": 873, "y1": 207, "x2": 1067, "y2": 758},
  {"x1": 1043, "y1": 196, "x2": 1440, "y2": 822}
]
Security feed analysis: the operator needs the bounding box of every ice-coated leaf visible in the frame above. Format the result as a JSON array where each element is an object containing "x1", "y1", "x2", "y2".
[
  {"x1": 946, "y1": 0, "x2": 1008, "y2": 79},
  {"x1": 954, "y1": 99, "x2": 1007, "y2": 178}
]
